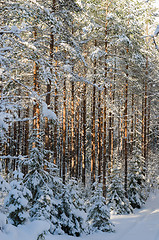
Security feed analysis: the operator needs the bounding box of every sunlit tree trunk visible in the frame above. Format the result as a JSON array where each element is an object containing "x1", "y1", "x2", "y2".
[
  {"x1": 124, "y1": 52, "x2": 128, "y2": 196},
  {"x1": 62, "y1": 78, "x2": 66, "y2": 183},
  {"x1": 108, "y1": 83, "x2": 113, "y2": 172},
  {"x1": 91, "y1": 39, "x2": 97, "y2": 185},
  {"x1": 33, "y1": 28, "x2": 40, "y2": 147},
  {"x1": 75, "y1": 94, "x2": 80, "y2": 179},
  {"x1": 103, "y1": 1, "x2": 108, "y2": 197},
  {"x1": 71, "y1": 81, "x2": 75, "y2": 177},
  {"x1": 82, "y1": 82, "x2": 86, "y2": 186},
  {"x1": 130, "y1": 93, "x2": 134, "y2": 155},
  {"x1": 97, "y1": 89, "x2": 102, "y2": 183}
]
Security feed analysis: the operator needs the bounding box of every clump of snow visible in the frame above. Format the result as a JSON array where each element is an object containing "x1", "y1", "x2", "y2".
[
  {"x1": 10, "y1": 26, "x2": 20, "y2": 34},
  {"x1": 0, "y1": 177, "x2": 10, "y2": 193},
  {"x1": 42, "y1": 102, "x2": 57, "y2": 121},
  {"x1": 63, "y1": 64, "x2": 72, "y2": 73},
  {"x1": 90, "y1": 47, "x2": 105, "y2": 61}
]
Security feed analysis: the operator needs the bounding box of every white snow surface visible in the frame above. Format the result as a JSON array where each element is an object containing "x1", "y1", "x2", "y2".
[{"x1": 0, "y1": 190, "x2": 159, "y2": 240}]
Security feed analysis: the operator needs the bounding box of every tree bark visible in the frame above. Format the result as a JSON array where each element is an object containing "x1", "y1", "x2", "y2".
[{"x1": 91, "y1": 39, "x2": 97, "y2": 185}]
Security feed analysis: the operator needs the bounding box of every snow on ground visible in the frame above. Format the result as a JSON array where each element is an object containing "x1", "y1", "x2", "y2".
[{"x1": 0, "y1": 190, "x2": 159, "y2": 240}]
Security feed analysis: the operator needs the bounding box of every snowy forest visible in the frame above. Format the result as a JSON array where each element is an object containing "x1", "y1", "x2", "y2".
[{"x1": 0, "y1": 0, "x2": 159, "y2": 239}]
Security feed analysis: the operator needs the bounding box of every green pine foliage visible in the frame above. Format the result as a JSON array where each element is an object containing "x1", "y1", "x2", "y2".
[
  {"x1": 57, "y1": 183, "x2": 85, "y2": 236},
  {"x1": 67, "y1": 179, "x2": 86, "y2": 212},
  {"x1": 107, "y1": 165, "x2": 133, "y2": 214},
  {"x1": 87, "y1": 183, "x2": 113, "y2": 233},
  {"x1": 4, "y1": 170, "x2": 32, "y2": 226},
  {"x1": 128, "y1": 148, "x2": 148, "y2": 209},
  {"x1": 23, "y1": 131, "x2": 63, "y2": 234}
]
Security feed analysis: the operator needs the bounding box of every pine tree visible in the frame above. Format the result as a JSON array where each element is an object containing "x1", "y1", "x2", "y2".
[
  {"x1": 107, "y1": 165, "x2": 133, "y2": 214},
  {"x1": 23, "y1": 129, "x2": 65, "y2": 235},
  {"x1": 57, "y1": 183, "x2": 85, "y2": 236},
  {"x1": 4, "y1": 170, "x2": 32, "y2": 226},
  {"x1": 128, "y1": 148, "x2": 148, "y2": 209},
  {"x1": 87, "y1": 183, "x2": 113, "y2": 233}
]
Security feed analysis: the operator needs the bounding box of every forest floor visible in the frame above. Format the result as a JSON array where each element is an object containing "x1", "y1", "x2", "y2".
[{"x1": 0, "y1": 189, "x2": 159, "y2": 240}]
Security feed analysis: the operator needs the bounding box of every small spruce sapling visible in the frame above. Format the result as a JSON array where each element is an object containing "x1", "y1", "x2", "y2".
[
  {"x1": 57, "y1": 183, "x2": 85, "y2": 236},
  {"x1": 4, "y1": 170, "x2": 32, "y2": 226},
  {"x1": 128, "y1": 149, "x2": 148, "y2": 209},
  {"x1": 107, "y1": 165, "x2": 133, "y2": 214},
  {"x1": 87, "y1": 183, "x2": 113, "y2": 233},
  {"x1": 24, "y1": 131, "x2": 63, "y2": 235}
]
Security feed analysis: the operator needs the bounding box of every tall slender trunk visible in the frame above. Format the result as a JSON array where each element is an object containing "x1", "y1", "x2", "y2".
[
  {"x1": 124, "y1": 54, "x2": 128, "y2": 196},
  {"x1": 22, "y1": 106, "x2": 29, "y2": 175},
  {"x1": 143, "y1": 22, "x2": 149, "y2": 170},
  {"x1": 62, "y1": 78, "x2": 66, "y2": 184},
  {"x1": 5, "y1": 124, "x2": 11, "y2": 174},
  {"x1": 117, "y1": 93, "x2": 120, "y2": 157},
  {"x1": 54, "y1": 75, "x2": 58, "y2": 165},
  {"x1": 33, "y1": 28, "x2": 40, "y2": 147},
  {"x1": 71, "y1": 81, "x2": 75, "y2": 177},
  {"x1": 103, "y1": 87, "x2": 107, "y2": 198},
  {"x1": 75, "y1": 94, "x2": 80, "y2": 179},
  {"x1": 108, "y1": 83, "x2": 113, "y2": 171},
  {"x1": 120, "y1": 90, "x2": 124, "y2": 159},
  {"x1": 142, "y1": 95, "x2": 144, "y2": 156},
  {"x1": 103, "y1": 0, "x2": 108, "y2": 197},
  {"x1": 17, "y1": 87, "x2": 21, "y2": 159},
  {"x1": 130, "y1": 93, "x2": 134, "y2": 155},
  {"x1": 98, "y1": 89, "x2": 101, "y2": 183},
  {"x1": 144, "y1": 40, "x2": 148, "y2": 167},
  {"x1": 13, "y1": 121, "x2": 16, "y2": 170},
  {"x1": 45, "y1": 0, "x2": 56, "y2": 163},
  {"x1": 82, "y1": 82, "x2": 86, "y2": 186},
  {"x1": 147, "y1": 84, "x2": 151, "y2": 159},
  {"x1": 91, "y1": 39, "x2": 97, "y2": 185},
  {"x1": 144, "y1": 79, "x2": 147, "y2": 163}
]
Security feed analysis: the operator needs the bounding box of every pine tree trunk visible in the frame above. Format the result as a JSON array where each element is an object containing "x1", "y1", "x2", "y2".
[
  {"x1": 142, "y1": 94, "x2": 144, "y2": 157},
  {"x1": 124, "y1": 59, "x2": 128, "y2": 196},
  {"x1": 103, "y1": 1, "x2": 108, "y2": 196},
  {"x1": 91, "y1": 39, "x2": 97, "y2": 185},
  {"x1": 75, "y1": 95, "x2": 80, "y2": 179},
  {"x1": 147, "y1": 84, "x2": 151, "y2": 160},
  {"x1": 103, "y1": 87, "x2": 107, "y2": 198},
  {"x1": 82, "y1": 82, "x2": 86, "y2": 186},
  {"x1": 12, "y1": 121, "x2": 17, "y2": 171},
  {"x1": 144, "y1": 79, "x2": 147, "y2": 164},
  {"x1": 98, "y1": 89, "x2": 101, "y2": 183},
  {"x1": 45, "y1": 0, "x2": 56, "y2": 163},
  {"x1": 33, "y1": 28, "x2": 40, "y2": 146},
  {"x1": 5, "y1": 124, "x2": 11, "y2": 174},
  {"x1": 62, "y1": 78, "x2": 66, "y2": 184},
  {"x1": 22, "y1": 106, "x2": 29, "y2": 175},
  {"x1": 120, "y1": 91, "x2": 124, "y2": 159},
  {"x1": 130, "y1": 93, "x2": 134, "y2": 155},
  {"x1": 71, "y1": 81, "x2": 75, "y2": 177},
  {"x1": 108, "y1": 83, "x2": 113, "y2": 172}
]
